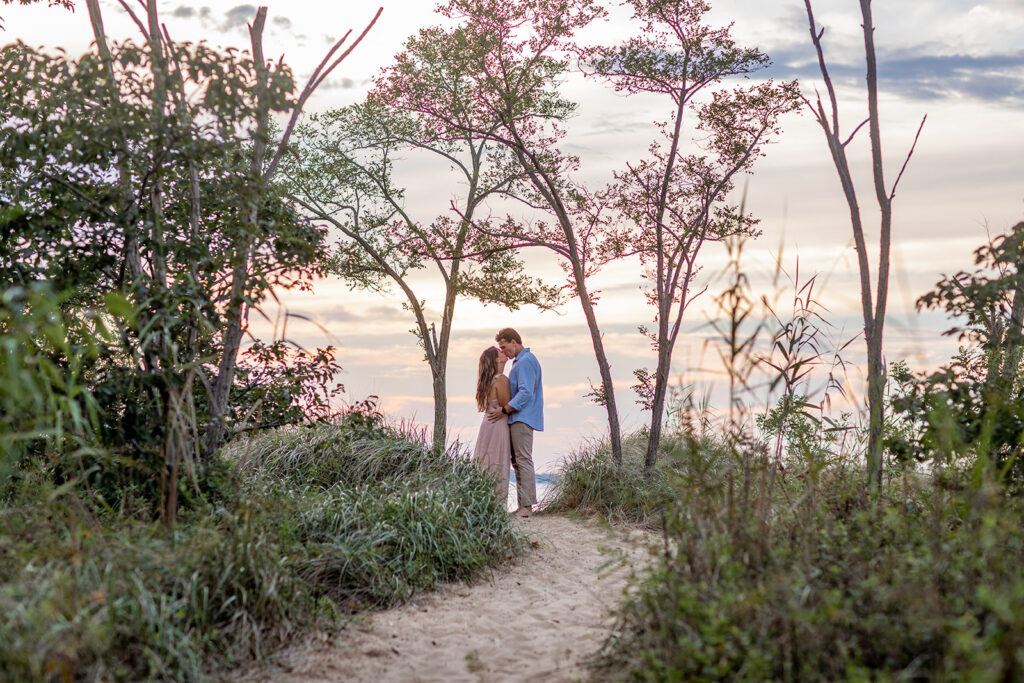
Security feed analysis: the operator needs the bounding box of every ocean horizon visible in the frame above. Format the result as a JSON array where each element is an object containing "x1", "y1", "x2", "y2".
[{"x1": 506, "y1": 471, "x2": 560, "y2": 511}]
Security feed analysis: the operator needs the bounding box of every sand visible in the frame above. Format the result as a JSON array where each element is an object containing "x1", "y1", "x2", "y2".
[{"x1": 241, "y1": 514, "x2": 654, "y2": 683}]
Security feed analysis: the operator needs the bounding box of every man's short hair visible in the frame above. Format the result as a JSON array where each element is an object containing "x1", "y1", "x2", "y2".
[{"x1": 495, "y1": 327, "x2": 522, "y2": 345}]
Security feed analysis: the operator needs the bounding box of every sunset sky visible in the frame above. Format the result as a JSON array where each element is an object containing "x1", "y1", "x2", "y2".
[{"x1": 5, "y1": 0, "x2": 1023, "y2": 471}]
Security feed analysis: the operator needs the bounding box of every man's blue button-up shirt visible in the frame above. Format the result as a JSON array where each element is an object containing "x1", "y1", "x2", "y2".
[{"x1": 507, "y1": 347, "x2": 543, "y2": 431}]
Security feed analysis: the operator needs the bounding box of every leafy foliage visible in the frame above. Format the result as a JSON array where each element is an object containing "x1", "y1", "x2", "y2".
[
  {"x1": 232, "y1": 340, "x2": 344, "y2": 430},
  {"x1": 887, "y1": 224, "x2": 1024, "y2": 484},
  {"x1": 583, "y1": 0, "x2": 801, "y2": 471},
  {"x1": 0, "y1": 30, "x2": 335, "y2": 518},
  {"x1": 0, "y1": 284, "x2": 104, "y2": 493},
  {"x1": 0, "y1": 413, "x2": 522, "y2": 680},
  {"x1": 549, "y1": 410, "x2": 1024, "y2": 680}
]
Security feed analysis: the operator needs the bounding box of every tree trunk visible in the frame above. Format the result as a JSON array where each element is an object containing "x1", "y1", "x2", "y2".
[
  {"x1": 204, "y1": 255, "x2": 252, "y2": 456},
  {"x1": 644, "y1": 341, "x2": 673, "y2": 473},
  {"x1": 504, "y1": 134, "x2": 624, "y2": 466},
  {"x1": 803, "y1": 0, "x2": 923, "y2": 496},
  {"x1": 432, "y1": 371, "x2": 447, "y2": 449},
  {"x1": 430, "y1": 276, "x2": 460, "y2": 450},
  {"x1": 862, "y1": 0, "x2": 891, "y2": 493},
  {"x1": 576, "y1": 275, "x2": 624, "y2": 466},
  {"x1": 203, "y1": 8, "x2": 269, "y2": 458},
  {"x1": 866, "y1": 327, "x2": 885, "y2": 489}
]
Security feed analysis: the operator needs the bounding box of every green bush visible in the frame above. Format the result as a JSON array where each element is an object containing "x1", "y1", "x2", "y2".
[
  {"x1": 543, "y1": 431, "x2": 729, "y2": 527},
  {"x1": 0, "y1": 416, "x2": 522, "y2": 680},
  {"x1": 0, "y1": 284, "x2": 104, "y2": 496},
  {"x1": 585, "y1": 442, "x2": 1024, "y2": 681},
  {"x1": 235, "y1": 414, "x2": 455, "y2": 490}
]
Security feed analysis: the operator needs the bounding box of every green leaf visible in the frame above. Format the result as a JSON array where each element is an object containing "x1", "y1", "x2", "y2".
[{"x1": 104, "y1": 292, "x2": 136, "y2": 326}]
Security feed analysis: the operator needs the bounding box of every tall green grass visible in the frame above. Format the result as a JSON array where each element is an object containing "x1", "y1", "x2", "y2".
[{"x1": 0, "y1": 413, "x2": 523, "y2": 680}]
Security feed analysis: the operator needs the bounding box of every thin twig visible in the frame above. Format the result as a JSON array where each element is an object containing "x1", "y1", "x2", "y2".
[
  {"x1": 889, "y1": 114, "x2": 927, "y2": 200},
  {"x1": 841, "y1": 118, "x2": 870, "y2": 148},
  {"x1": 265, "y1": 7, "x2": 383, "y2": 179},
  {"x1": 116, "y1": 0, "x2": 148, "y2": 37}
]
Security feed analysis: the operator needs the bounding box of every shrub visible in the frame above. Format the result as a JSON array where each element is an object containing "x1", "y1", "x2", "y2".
[
  {"x1": 0, "y1": 284, "x2": 104, "y2": 497},
  {"x1": 543, "y1": 431, "x2": 730, "y2": 527},
  {"x1": 0, "y1": 416, "x2": 522, "y2": 680},
  {"x1": 588, "y1": 445, "x2": 1024, "y2": 681}
]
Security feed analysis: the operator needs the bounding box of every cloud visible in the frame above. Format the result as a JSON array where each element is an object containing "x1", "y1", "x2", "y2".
[
  {"x1": 750, "y1": 1, "x2": 1024, "y2": 106},
  {"x1": 317, "y1": 77, "x2": 357, "y2": 91},
  {"x1": 292, "y1": 303, "x2": 408, "y2": 325},
  {"x1": 763, "y1": 46, "x2": 1024, "y2": 106},
  {"x1": 190, "y1": 4, "x2": 259, "y2": 33},
  {"x1": 222, "y1": 4, "x2": 257, "y2": 31}
]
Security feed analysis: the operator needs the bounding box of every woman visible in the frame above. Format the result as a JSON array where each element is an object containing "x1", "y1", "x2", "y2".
[{"x1": 473, "y1": 346, "x2": 511, "y2": 503}]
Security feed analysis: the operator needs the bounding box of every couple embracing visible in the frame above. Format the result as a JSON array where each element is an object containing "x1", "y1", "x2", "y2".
[{"x1": 473, "y1": 328, "x2": 542, "y2": 518}]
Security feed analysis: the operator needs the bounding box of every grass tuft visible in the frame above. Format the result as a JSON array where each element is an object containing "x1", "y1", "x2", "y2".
[
  {"x1": 0, "y1": 412, "x2": 522, "y2": 680},
  {"x1": 554, "y1": 430, "x2": 1024, "y2": 680}
]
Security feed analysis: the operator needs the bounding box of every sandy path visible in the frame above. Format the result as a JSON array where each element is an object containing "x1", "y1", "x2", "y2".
[{"x1": 245, "y1": 514, "x2": 653, "y2": 683}]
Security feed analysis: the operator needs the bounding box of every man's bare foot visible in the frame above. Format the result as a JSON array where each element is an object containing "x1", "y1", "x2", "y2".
[{"x1": 513, "y1": 506, "x2": 532, "y2": 518}]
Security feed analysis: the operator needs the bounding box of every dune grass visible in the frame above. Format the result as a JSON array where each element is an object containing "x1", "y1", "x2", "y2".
[
  {"x1": 0, "y1": 412, "x2": 522, "y2": 681},
  {"x1": 547, "y1": 430, "x2": 1024, "y2": 680},
  {"x1": 542, "y1": 429, "x2": 733, "y2": 528}
]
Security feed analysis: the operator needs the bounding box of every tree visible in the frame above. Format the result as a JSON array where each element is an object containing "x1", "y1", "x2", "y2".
[
  {"x1": 801, "y1": 0, "x2": 926, "y2": 492},
  {"x1": 282, "y1": 97, "x2": 561, "y2": 448},
  {"x1": 583, "y1": 0, "x2": 800, "y2": 472},
  {"x1": 377, "y1": 0, "x2": 633, "y2": 464},
  {"x1": 0, "y1": 2, "x2": 379, "y2": 523}
]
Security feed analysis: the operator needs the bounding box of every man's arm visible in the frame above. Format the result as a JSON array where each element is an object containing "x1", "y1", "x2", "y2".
[{"x1": 485, "y1": 376, "x2": 511, "y2": 422}]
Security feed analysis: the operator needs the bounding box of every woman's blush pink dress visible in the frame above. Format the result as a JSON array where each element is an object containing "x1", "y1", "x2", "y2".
[{"x1": 473, "y1": 391, "x2": 511, "y2": 503}]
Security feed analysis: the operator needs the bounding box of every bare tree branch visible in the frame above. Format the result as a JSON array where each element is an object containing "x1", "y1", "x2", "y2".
[{"x1": 889, "y1": 114, "x2": 927, "y2": 200}]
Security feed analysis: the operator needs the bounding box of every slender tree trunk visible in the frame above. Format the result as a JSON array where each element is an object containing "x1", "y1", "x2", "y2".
[
  {"x1": 204, "y1": 8, "x2": 269, "y2": 458},
  {"x1": 643, "y1": 97, "x2": 687, "y2": 473},
  {"x1": 862, "y1": 0, "x2": 891, "y2": 492},
  {"x1": 504, "y1": 131, "x2": 624, "y2": 466},
  {"x1": 644, "y1": 344, "x2": 672, "y2": 472},
  {"x1": 431, "y1": 272, "x2": 460, "y2": 450},
  {"x1": 84, "y1": 0, "x2": 144, "y2": 287},
  {"x1": 576, "y1": 271, "x2": 624, "y2": 466},
  {"x1": 432, "y1": 372, "x2": 447, "y2": 448},
  {"x1": 803, "y1": 0, "x2": 924, "y2": 494},
  {"x1": 143, "y1": 0, "x2": 188, "y2": 526},
  {"x1": 866, "y1": 330, "x2": 885, "y2": 488}
]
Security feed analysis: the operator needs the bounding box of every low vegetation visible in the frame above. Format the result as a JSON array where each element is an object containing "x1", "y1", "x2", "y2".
[
  {"x1": 554, "y1": 431, "x2": 1024, "y2": 680},
  {"x1": 549, "y1": 226, "x2": 1024, "y2": 681},
  {"x1": 0, "y1": 408, "x2": 522, "y2": 681}
]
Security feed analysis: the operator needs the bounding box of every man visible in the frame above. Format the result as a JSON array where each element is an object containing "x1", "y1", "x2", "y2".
[{"x1": 487, "y1": 327, "x2": 543, "y2": 518}]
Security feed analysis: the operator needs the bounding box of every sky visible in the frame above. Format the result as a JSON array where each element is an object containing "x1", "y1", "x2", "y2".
[{"x1": 4, "y1": 0, "x2": 1024, "y2": 472}]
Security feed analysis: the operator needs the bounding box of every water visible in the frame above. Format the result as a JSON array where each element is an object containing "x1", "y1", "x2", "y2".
[{"x1": 506, "y1": 472, "x2": 558, "y2": 511}]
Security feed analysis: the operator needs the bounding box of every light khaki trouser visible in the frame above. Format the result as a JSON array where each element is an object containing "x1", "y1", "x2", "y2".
[{"x1": 509, "y1": 421, "x2": 537, "y2": 508}]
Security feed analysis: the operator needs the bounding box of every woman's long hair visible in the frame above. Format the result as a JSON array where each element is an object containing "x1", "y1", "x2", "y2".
[{"x1": 476, "y1": 347, "x2": 500, "y2": 411}]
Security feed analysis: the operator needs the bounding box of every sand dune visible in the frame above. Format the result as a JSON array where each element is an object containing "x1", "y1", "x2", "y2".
[{"x1": 244, "y1": 515, "x2": 654, "y2": 682}]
